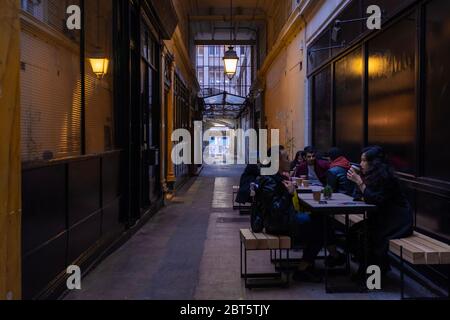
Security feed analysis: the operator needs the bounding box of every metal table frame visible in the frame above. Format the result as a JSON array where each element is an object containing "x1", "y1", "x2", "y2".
[
  {"x1": 240, "y1": 241, "x2": 290, "y2": 289},
  {"x1": 298, "y1": 193, "x2": 377, "y2": 294}
]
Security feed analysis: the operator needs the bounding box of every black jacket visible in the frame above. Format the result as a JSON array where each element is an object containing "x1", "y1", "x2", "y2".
[
  {"x1": 236, "y1": 165, "x2": 260, "y2": 204},
  {"x1": 355, "y1": 176, "x2": 414, "y2": 259},
  {"x1": 327, "y1": 166, "x2": 354, "y2": 195},
  {"x1": 256, "y1": 173, "x2": 295, "y2": 235}
]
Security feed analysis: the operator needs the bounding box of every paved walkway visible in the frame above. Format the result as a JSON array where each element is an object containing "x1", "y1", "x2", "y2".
[{"x1": 65, "y1": 164, "x2": 432, "y2": 300}]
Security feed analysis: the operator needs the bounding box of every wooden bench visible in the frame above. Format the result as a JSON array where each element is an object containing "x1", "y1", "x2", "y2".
[
  {"x1": 389, "y1": 232, "x2": 450, "y2": 299},
  {"x1": 240, "y1": 229, "x2": 291, "y2": 289},
  {"x1": 334, "y1": 215, "x2": 450, "y2": 299}
]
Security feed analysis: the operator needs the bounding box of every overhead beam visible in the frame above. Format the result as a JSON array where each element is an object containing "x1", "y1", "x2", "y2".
[
  {"x1": 195, "y1": 40, "x2": 256, "y2": 46},
  {"x1": 190, "y1": 15, "x2": 266, "y2": 22}
]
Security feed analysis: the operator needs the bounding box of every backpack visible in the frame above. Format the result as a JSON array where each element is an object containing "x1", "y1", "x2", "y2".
[{"x1": 250, "y1": 175, "x2": 290, "y2": 234}]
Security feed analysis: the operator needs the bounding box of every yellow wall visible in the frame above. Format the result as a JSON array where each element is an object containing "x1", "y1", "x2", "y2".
[
  {"x1": 0, "y1": 0, "x2": 22, "y2": 300},
  {"x1": 164, "y1": 26, "x2": 198, "y2": 91},
  {"x1": 264, "y1": 29, "x2": 307, "y2": 159}
]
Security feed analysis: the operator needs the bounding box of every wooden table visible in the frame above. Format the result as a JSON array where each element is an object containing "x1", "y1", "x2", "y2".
[
  {"x1": 296, "y1": 186, "x2": 322, "y2": 194},
  {"x1": 298, "y1": 193, "x2": 377, "y2": 293}
]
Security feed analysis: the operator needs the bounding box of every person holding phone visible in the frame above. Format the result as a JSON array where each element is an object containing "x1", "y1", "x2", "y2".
[{"x1": 347, "y1": 146, "x2": 414, "y2": 277}]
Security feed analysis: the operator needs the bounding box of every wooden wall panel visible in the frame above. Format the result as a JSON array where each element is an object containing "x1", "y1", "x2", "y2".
[{"x1": 0, "y1": 0, "x2": 21, "y2": 300}]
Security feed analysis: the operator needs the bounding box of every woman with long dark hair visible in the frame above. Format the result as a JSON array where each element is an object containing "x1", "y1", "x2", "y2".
[
  {"x1": 347, "y1": 146, "x2": 414, "y2": 275},
  {"x1": 290, "y1": 150, "x2": 306, "y2": 171}
]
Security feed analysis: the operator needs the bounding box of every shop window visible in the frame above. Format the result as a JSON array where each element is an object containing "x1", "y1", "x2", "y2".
[
  {"x1": 308, "y1": 30, "x2": 331, "y2": 74},
  {"x1": 367, "y1": 13, "x2": 416, "y2": 174},
  {"x1": 312, "y1": 67, "x2": 332, "y2": 152},
  {"x1": 335, "y1": 48, "x2": 364, "y2": 162},
  {"x1": 20, "y1": 0, "x2": 82, "y2": 163},
  {"x1": 424, "y1": 0, "x2": 450, "y2": 182},
  {"x1": 21, "y1": 0, "x2": 45, "y2": 21}
]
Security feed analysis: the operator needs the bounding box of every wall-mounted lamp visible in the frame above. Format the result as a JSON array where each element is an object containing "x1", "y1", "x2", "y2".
[
  {"x1": 89, "y1": 54, "x2": 109, "y2": 79},
  {"x1": 89, "y1": 0, "x2": 109, "y2": 79},
  {"x1": 331, "y1": 21, "x2": 342, "y2": 42}
]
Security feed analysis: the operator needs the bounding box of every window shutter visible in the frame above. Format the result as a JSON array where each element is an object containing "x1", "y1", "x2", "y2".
[{"x1": 21, "y1": 32, "x2": 82, "y2": 163}]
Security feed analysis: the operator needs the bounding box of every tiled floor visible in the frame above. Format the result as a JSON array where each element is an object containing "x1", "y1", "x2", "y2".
[{"x1": 65, "y1": 164, "x2": 434, "y2": 300}]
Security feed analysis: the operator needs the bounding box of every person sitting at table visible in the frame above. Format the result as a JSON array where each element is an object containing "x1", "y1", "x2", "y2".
[
  {"x1": 294, "y1": 146, "x2": 330, "y2": 186},
  {"x1": 327, "y1": 147, "x2": 354, "y2": 195},
  {"x1": 257, "y1": 146, "x2": 343, "y2": 282},
  {"x1": 347, "y1": 146, "x2": 414, "y2": 277},
  {"x1": 290, "y1": 150, "x2": 306, "y2": 171}
]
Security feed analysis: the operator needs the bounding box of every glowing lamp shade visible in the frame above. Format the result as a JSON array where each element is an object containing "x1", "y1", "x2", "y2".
[
  {"x1": 223, "y1": 46, "x2": 239, "y2": 80},
  {"x1": 89, "y1": 58, "x2": 109, "y2": 79}
]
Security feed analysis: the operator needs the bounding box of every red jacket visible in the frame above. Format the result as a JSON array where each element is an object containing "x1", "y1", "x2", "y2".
[{"x1": 294, "y1": 159, "x2": 330, "y2": 185}]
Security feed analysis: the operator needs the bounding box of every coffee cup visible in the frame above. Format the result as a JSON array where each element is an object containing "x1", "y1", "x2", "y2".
[
  {"x1": 313, "y1": 190, "x2": 321, "y2": 202},
  {"x1": 351, "y1": 165, "x2": 361, "y2": 175},
  {"x1": 302, "y1": 180, "x2": 310, "y2": 188}
]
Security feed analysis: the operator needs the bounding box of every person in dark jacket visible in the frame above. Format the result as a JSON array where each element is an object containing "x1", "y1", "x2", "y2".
[
  {"x1": 257, "y1": 146, "x2": 342, "y2": 282},
  {"x1": 236, "y1": 164, "x2": 260, "y2": 204},
  {"x1": 290, "y1": 151, "x2": 306, "y2": 171},
  {"x1": 327, "y1": 147, "x2": 354, "y2": 195},
  {"x1": 347, "y1": 146, "x2": 414, "y2": 275},
  {"x1": 294, "y1": 147, "x2": 330, "y2": 186}
]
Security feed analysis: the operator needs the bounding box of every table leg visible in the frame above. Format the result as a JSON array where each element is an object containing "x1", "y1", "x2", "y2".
[
  {"x1": 345, "y1": 214, "x2": 351, "y2": 274},
  {"x1": 240, "y1": 241, "x2": 243, "y2": 278},
  {"x1": 324, "y1": 213, "x2": 329, "y2": 293},
  {"x1": 363, "y1": 210, "x2": 369, "y2": 293}
]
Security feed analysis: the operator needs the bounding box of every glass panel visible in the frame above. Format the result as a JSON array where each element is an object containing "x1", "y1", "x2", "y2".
[
  {"x1": 313, "y1": 67, "x2": 332, "y2": 152},
  {"x1": 424, "y1": 0, "x2": 450, "y2": 182},
  {"x1": 226, "y1": 94, "x2": 246, "y2": 105},
  {"x1": 368, "y1": 14, "x2": 416, "y2": 174},
  {"x1": 416, "y1": 192, "x2": 450, "y2": 242},
  {"x1": 204, "y1": 94, "x2": 224, "y2": 105},
  {"x1": 20, "y1": 0, "x2": 82, "y2": 163},
  {"x1": 335, "y1": 48, "x2": 364, "y2": 162},
  {"x1": 362, "y1": 0, "x2": 416, "y2": 21},
  {"x1": 85, "y1": 0, "x2": 115, "y2": 153},
  {"x1": 308, "y1": 30, "x2": 331, "y2": 73}
]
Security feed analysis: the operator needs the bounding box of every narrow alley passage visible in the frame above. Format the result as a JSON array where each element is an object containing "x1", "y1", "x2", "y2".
[{"x1": 64, "y1": 165, "x2": 432, "y2": 300}]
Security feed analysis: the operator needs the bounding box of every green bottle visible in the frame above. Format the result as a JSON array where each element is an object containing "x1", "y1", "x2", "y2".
[{"x1": 323, "y1": 185, "x2": 333, "y2": 200}]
